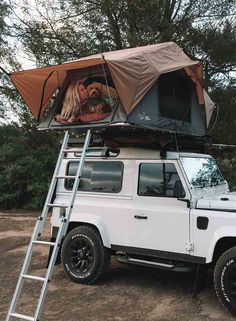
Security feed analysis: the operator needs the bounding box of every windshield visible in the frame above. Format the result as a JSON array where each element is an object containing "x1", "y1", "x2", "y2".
[{"x1": 180, "y1": 157, "x2": 225, "y2": 187}]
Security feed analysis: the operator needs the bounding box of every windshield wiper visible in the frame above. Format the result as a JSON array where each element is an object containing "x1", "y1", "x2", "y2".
[
  {"x1": 211, "y1": 179, "x2": 225, "y2": 187},
  {"x1": 193, "y1": 183, "x2": 207, "y2": 189}
]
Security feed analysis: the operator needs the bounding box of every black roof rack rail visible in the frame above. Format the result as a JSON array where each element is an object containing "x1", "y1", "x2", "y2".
[
  {"x1": 65, "y1": 146, "x2": 120, "y2": 158},
  {"x1": 67, "y1": 134, "x2": 104, "y2": 147}
]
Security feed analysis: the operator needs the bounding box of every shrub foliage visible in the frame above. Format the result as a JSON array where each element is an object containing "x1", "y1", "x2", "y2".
[{"x1": 0, "y1": 125, "x2": 60, "y2": 209}]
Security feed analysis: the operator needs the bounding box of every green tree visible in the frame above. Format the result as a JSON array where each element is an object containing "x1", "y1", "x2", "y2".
[
  {"x1": 0, "y1": 124, "x2": 60, "y2": 209},
  {"x1": 211, "y1": 83, "x2": 236, "y2": 144},
  {"x1": 0, "y1": 1, "x2": 22, "y2": 122},
  {"x1": 9, "y1": 1, "x2": 235, "y2": 71},
  {"x1": 0, "y1": 0, "x2": 235, "y2": 210}
]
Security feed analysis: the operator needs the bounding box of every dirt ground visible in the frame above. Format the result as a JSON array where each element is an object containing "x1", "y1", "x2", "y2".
[{"x1": 0, "y1": 212, "x2": 235, "y2": 321}]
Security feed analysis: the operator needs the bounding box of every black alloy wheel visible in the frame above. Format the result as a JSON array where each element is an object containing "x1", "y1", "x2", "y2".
[
  {"x1": 69, "y1": 237, "x2": 94, "y2": 274},
  {"x1": 61, "y1": 225, "x2": 110, "y2": 284}
]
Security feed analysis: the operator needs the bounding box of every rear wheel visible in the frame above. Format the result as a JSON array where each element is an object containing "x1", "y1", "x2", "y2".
[
  {"x1": 61, "y1": 225, "x2": 110, "y2": 284},
  {"x1": 214, "y1": 247, "x2": 236, "y2": 316}
]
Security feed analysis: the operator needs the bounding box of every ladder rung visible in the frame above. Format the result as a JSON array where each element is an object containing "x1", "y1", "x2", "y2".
[
  {"x1": 63, "y1": 148, "x2": 81, "y2": 153},
  {"x1": 10, "y1": 313, "x2": 34, "y2": 321},
  {"x1": 47, "y1": 203, "x2": 68, "y2": 208},
  {"x1": 33, "y1": 240, "x2": 55, "y2": 246},
  {"x1": 22, "y1": 274, "x2": 46, "y2": 282},
  {"x1": 55, "y1": 175, "x2": 75, "y2": 179}
]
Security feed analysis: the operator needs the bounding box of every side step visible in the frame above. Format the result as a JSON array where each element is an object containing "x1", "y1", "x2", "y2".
[
  {"x1": 117, "y1": 255, "x2": 174, "y2": 269},
  {"x1": 117, "y1": 255, "x2": 195, "y2": 273}
]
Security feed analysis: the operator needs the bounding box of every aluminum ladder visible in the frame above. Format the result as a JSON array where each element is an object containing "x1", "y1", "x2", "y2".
[{"x1": 6, "y1": 129, "x2": 92, "y2": 321}]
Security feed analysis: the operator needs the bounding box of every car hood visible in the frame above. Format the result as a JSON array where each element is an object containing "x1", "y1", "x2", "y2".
[{"x1": 196, "y1": 192, "x2": 236, "y2": 211}]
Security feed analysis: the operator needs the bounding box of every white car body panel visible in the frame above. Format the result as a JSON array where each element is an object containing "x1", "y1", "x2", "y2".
[
  {"x1": 129, "y1": 159, "x2": 191, "y2": 254},
  {"x1": 51, "y1": 148, "x2": 236, "y2": 264},
  {"x1": 196, "y1": 191, "x2": 236, "y2": 211},
  {"x1": 190, "y1": 209, "x2": 236, "y2": 262}
]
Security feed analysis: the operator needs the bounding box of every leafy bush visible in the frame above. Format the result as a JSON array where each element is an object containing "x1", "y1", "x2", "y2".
[
  {"x1": 214, "y1": 152, "x2": 236, "y2": 191},
  {"x1": 0, "y1": 124, "x2": 61, "y2": 209}
]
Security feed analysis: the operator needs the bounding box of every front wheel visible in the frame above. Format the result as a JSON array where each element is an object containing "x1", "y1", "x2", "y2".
[
  {"x1": 214, "y1": 247, "x2": 236, "y2": 316},
  {"x1": 61, "y1": 225, "x2": 110, "y2": 284}
]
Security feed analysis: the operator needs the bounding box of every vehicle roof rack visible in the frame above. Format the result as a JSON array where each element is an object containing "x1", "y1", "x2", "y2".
[
  {"x1": 67, "y1": 134, "x2": 104, "y2": 147},
  {"x1": 73, "y1": 147, "x2": 120, "y2": 158},
  {"x1": 211, "y1": 144, "x2": 236, "y2": 150},
  {"x1": 98, "y1": 123, "x2": 213, "y2": 153},
  {"x1": 62, "y1": 122, "x2": 213, "y2": 153}
]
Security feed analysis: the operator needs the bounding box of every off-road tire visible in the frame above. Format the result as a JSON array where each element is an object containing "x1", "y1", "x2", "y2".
[
  {"x1": 214, "y1": 247, "x2": 236, "y2": 316},
  {"x1": 61, "y1": 225, "x2": 110, "y2": 284}
]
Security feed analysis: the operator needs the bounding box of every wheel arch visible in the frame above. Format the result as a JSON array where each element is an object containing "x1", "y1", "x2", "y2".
[
  {"x1": 67, "y1": 216, "x2": 111, "y2": 248},
  {"x1": 206, "y1": 227, "x2": 236, "y2": 264},
  {"x1": 211, "y1": 237, "x2": 236, "y2": 265}
]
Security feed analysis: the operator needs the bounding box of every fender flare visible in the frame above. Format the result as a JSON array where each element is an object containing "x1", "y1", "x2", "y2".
[
  {"x1": 206, "y1": 227, "x2": 236, "y2": 263},
  {"x1": 69, "y1": 212, "x2": 111, "y2": 248}
]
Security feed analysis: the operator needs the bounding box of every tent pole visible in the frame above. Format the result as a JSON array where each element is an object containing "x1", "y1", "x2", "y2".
[
  {"x1": 174, "y1": 131, "x2": 180, "y2": 153},
  {"x1": 37, "y1": 71, "x2": 54, "y2": 121},
  {"x1": 207, "y1": 103, "x2": 219, "y2": 134},
  {"x1": 101, "y1": 55, "x2": 113, "y2": 107}
]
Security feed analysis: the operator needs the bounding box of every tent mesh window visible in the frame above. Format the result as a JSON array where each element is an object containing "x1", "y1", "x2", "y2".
[{"x1": 158, "y1": 71, "x2": 192, "y2": 123}]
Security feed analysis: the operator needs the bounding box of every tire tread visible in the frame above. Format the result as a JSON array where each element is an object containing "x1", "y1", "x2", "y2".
[
  {"x1": 214, "y1": 246, "x2": 236, "y2": 317},
  {"x1": 61, "y1": 225, "x2": 110, "y2": 284}
]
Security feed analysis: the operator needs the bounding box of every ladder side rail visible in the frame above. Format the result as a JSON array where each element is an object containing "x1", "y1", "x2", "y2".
[
  {"x1": 34, "y1": 130, "x2": 92, "y2": 320},
  {"x1": 37, "y1": 131, "x2": 70, "y2": 234},
  {"x1": 5, "y1": 221, "x2": 43, "y2": 321},
  {"x1": 66, "y1": 129, "x2": 92, "y2": 216},
  {"x1": 33, "y1": 218, "x2": 69, "y2": 321},
  {"x1": 6, "y1": 131, "x2": 69, "y2": 321}
]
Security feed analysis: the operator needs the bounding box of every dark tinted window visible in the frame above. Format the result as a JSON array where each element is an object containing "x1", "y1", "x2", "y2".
[
  {"x1": 158, "y1": 71, "x2": 192, "y2": 122},
  {"x1": 139, "y1": 163, "x2": 164, "y2": 196},
  {"x1": 138, "y1": 163, "x2": 185, "y2": 198},
  {"x1": 66, "y1": 161, "x2": 123, "y2": 193}
]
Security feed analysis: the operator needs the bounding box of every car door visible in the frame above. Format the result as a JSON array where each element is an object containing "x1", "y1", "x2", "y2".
[{"x1": 130, "y1": 160, "x2": 191, "y2": 256}]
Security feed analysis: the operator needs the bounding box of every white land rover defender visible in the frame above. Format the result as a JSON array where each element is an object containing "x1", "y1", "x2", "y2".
[{"x1": 50, "y1": 146, "x2": 236, "y2": 315}]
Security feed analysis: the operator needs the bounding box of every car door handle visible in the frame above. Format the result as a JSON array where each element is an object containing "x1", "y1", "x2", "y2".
[{"x1": 134, "y1": 215, "x2": 148, "y2": 219}]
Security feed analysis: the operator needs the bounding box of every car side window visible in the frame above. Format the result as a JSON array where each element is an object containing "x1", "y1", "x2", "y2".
[
  {"x1": 66, "y1": 161, "x2": 123, "y2": 193},
  {"x1": 138, "y1": 163, "x2": 185, "y2": 198}
]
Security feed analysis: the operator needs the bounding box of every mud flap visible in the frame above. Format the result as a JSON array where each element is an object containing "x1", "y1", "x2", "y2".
[{"x1": 192, "y1": 264, "x2": 207, "y2": 297}]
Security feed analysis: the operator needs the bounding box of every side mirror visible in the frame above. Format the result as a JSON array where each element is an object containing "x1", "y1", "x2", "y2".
[
  {"x1": 174, "y1": 180, "x2": 186, "y2": 199},
  {"x1": 174, "y1": 180, "x2": 190, "y2": 207}
]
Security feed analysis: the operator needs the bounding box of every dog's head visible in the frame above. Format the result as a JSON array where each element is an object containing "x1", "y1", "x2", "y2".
[{"x1": 87, "y1": 82, "x2": 102, "y2": 99}]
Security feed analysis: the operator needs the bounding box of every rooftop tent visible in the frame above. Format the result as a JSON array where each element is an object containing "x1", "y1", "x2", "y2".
[{"x1": 9, "y1": 42, "x2": 215, "y2": 137}]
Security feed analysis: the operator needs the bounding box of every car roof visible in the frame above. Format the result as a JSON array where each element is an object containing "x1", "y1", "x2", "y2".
[{"x1": 65, "y1": 147, "x2": 211, "y2": 160}]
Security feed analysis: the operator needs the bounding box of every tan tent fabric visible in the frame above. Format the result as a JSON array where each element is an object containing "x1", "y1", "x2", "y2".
[
  {"x1": 10, "y1": 42, "x2": 203, "y2": 120},
  {"x1": 10, "y1": 59, "x2": 104, "y2": 119},
  {"x1": 184, "y1": 65, "x2": 204, "y2": 105}
]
